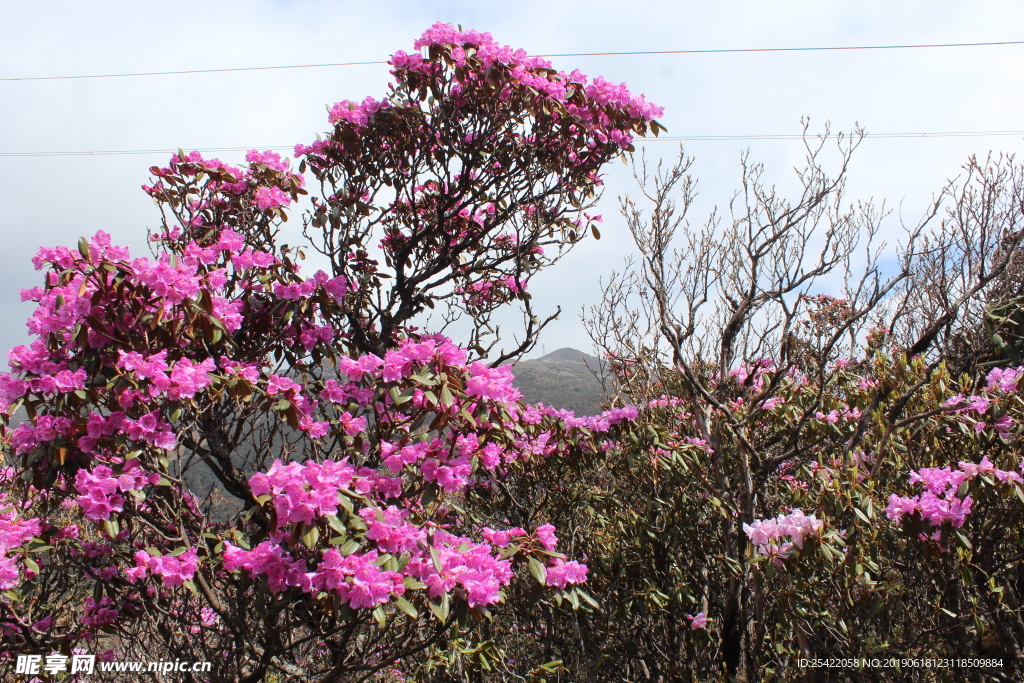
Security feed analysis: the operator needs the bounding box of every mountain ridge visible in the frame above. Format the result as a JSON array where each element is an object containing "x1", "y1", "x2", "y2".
[{"x1": 510, "y1": 347, "x2": 605, "y2": 415}]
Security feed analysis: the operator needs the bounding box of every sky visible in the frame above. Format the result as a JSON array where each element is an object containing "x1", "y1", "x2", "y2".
[{"x1": 2, "y1": 0, "x2": 1024, "y2": 361}]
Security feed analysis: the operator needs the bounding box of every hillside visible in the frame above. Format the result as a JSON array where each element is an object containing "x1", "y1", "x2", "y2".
[{"x1": 510, "y1": 347, "x2": 606, "y2": 415}]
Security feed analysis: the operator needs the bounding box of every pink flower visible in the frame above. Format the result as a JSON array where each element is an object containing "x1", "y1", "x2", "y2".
[
  {"x1": 535, "y1": 524, "x2": 558, "y2": 551},
  {"x1": 254, "y1": 186, "x2": 291, "y2": 210},
  {"x1": 687, "y1": 612, "x2": 708, "y2": 629},
  {"x1": 967, "y1": 395, "x2": 990, "y2": 415},
  {"x1": 885, "y1": 494, "x2": 919, "y2": 522},
  {"x1": 545, "y1": 558, "x2": 588, "y2": 589},
  {"x1": 0, "y1": 554, "x2": 20, "y2": 589},
  {"x1": 246, "y1": 149, "x2": 290, "y2": 173},
  {"x1": 987, "y1": 366, "x2": 1024, "y2": 393}
]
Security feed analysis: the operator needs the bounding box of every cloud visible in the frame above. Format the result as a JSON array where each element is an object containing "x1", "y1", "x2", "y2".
[{"x1": 1, "y1": 0, "x2": 1023, "y2": 359}]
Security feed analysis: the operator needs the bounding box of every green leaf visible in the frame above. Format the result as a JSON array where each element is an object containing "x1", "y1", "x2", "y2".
[
  {"x1": 537, "y1": 661, "x2": 563, "y2": 673},
  {"x1": 403, "y1": 576, "x2": 427, "y2": 591},
  {"x1": 394, "y1": 595, "x2": 419, "y2": 619},
  {"x1": 429, "y1": 545, "x2": 443, "y2": 573},
  {"x1": 429, "y1": 594, "x2": 450, "y2": 623},
  {"x1": 953, "y1": 528, "x2": 973, "y2": 550},
  {"x1": 576, "y1": 588, "x2": 601, "y2": 609},
  {"x1": 301, "y1": 526, "x2": 320, "y2": 548},
  {"x1": 528, "y1": 556, "x2": 547, "y2": 585},
  {"x1": 326, "y1": 515, "x2": 347, "y2": 535}
]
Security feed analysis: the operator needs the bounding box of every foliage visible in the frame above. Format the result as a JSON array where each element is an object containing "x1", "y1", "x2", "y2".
[
  {"x1": 6, "y1": 19, "x2": 1024, "y2": 683},
  {"x1": 0, "y1": 23, "x2": 660, "y2": 682},
  {"x1": 550, "y1": 144, "x2": 1024, "y2": 682}
]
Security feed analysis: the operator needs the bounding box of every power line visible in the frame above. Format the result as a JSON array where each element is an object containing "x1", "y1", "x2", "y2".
[
  {"x1": 0, "y1": 146, "x2": 292, "y2": 158},
  {"x1": 2, "y1": 130, "x2": 1022, "y2": 157},
  {"x1": 3, "y1": 40, "x2": 1022, "y2": 82},
  {"x1": 641, "y1": 130, "x2": 1024, "y2": 142}
]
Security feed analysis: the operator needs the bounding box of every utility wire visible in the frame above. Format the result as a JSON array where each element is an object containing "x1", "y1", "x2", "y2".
[
  {"x1": 3, "y1": 40, "x2": 1022, "y2": 82},
  {"x1": 3, "y1": 130, "x2": 1023, "y2": 157},
  {"x1": 642, "y1": 130, "x2": 1024, "y2": 142}
]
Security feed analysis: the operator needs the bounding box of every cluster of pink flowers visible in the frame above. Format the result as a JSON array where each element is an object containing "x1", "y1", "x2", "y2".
[
  {"x1": 455, "y1": 275, "x2": 528, "y2": 309},
  {"x1": 116, "y1": 350, "x2": 215, "y2": 402},
  {"x1": 814, "y1": 404, "x2": 862, "y2": 424},
  {"x1": 81, "y1": 597, "x2": 120, "y2": 630},
  {"x1": 148, "y1": 149, "x2": 302, "y2": 209},
  {"x1": 245, "y1": 149, "x2": 291, "y2": 173},
  {"x1": 886, "y1": 456, "x2": 1024, "y2": 537},
  {"x1": 465, "y1": 362, "x2": 522, "y2": 403},
  {"x1": 315, "y1": 549, "x2": 405, "y2": 609},
  {"x1": 404, "y1": 529, "x2": 516, "y2": 607},
  {"x1": 127, "y1": 548, "x2": 199, "y2": 587},
  {"x1": 649, "y1": 395, "x2": 684, "y2": 409},
  {"x1": 74, "y1": 411, "x2": 176, "y2": 453},
  {"x1": 406, "y1": 23, "x2": 663, "y2": 126},
  {"x1": 544, "y1": 557, "x2": 589, "y2": 590},
  {"x1": 131, "y1": 256, "x2": 202, "y2": 306},
  {"x1": 987, "y1": 366, "x2": 1024, "y2": 393},
  {"x1": 361, "y1": 506, "x2": 426, "y2": 553},
  {"x1": 223, "y1": 541, "x2": 316, "y2": 593},
  {"x1": 327, "y1": 97, "x2": 389, "y2": 128},
  {"x1": 9, "y1": 414, "x2": 75, "y2": 454},
  {"x1": 939, "y1": 366, "x2": 1022, "y2": 438},
  {"x1": 249, "y1": 459, "x2": 359, "y2": 528},
  {"x1": 273, "y1": 269, "x2": 349, "y2": 302},
  {"x1": 743, "y1": 510, "x2": 824, "y2": 566},
  {"x1": 222, "y1": 541, "x2": 409, "y2": 610},
  {"x1": 943, "y1": 393, "x2": 992, "y2": 415},
  {"x1": 254, "y1": 186, "x2": 292, "y2": 210},
  {"x1": 729, "y1": 359, "x2": 776, "y2": 392},
  {"x1": 0, "y1": 509, "x2": 41, "y2": 590},
  {"x1": 75, "y1": 463, "x2": 161, "y2": 522}
]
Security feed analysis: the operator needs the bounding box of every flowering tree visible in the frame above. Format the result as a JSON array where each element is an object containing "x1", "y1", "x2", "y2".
[
  {"x1": 531, "y1": 145, "x2": 1024, "y2": 681},
  {"x1": 0, "y1": 24, "x2": 659, "y2": 682}
]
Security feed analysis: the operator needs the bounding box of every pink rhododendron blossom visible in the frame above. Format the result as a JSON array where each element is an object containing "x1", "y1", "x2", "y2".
[
  {"x1": 545, "y1": 558, "x2": 588, "y2": 589},
  {"x1": 535, "y1": 524, "x2": 558, "y2": 551},
  {"x1": 254, "y1": 186, "x2": 291, "y2": 210},
  {"x1": 743, "y1": 510, "x2": 823, "y2": 564},
  {"x1": 987, "y1": 366, "x2": 1024, "y2": 393},
  {"x1": 0, "y1": 554, "x2": 20, "y2": 590},
  {"x1": 315, "y1": 549, "x2": 404, "y2": 608},
  {"x1": 246, "y1": 149, "x2": 291, "y2": 173},
  {"x1": 687, "y1": 612, "x2": 708, "y2": 629},
  {"x1": 886, "y1": 457, "x2": 1024, "y2": 535}
]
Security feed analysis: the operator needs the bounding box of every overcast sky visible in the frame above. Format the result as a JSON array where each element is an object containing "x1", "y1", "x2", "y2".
[{"x1": 2, "y1": 1, "x2": 1024, "y2": 361}]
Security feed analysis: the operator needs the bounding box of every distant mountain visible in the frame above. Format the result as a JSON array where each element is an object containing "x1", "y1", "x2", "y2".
[{"x1": 510, "y1": 347, "x2": 607, "y2": 415}]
